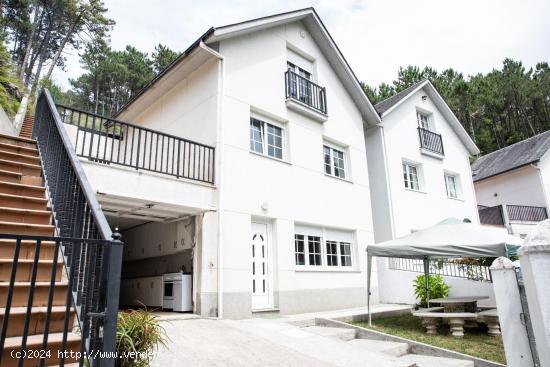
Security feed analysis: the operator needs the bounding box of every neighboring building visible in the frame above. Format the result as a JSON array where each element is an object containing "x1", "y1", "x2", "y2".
[
  {"x1": 59, "y1": 8, "x2": 382, "y2": 319},
  {"x1": 472, "y1": 130, "x2": 550, "y2": 237},
  {"x1": 364, "y1": 80, "x2": 484, "y2": 304}
]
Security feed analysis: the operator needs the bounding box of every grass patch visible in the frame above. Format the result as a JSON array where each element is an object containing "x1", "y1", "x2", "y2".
[{"x1": 353, "y1": 314, "x2": 506, "y2": 364}]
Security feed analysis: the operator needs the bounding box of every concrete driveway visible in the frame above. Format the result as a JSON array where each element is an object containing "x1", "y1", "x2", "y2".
[{"x1": 150, "y1": 308, "x2": 414, "y2": 367}]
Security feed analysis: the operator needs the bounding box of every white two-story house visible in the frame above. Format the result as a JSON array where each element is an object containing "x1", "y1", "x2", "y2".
[
  {"x1": 59, "y1": 8, "x2": 382, "y2": 319},
  {"x1": 364, "y1": 80, "x2": 481, "y2": 304},
  {"x1": 473, "y1": 130, "x2": 550, "y2": 237}
]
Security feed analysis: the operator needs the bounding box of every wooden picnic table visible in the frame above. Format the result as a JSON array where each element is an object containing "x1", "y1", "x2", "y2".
[{"x1": 430, "y1": 296, "x2": 489, "y2": 313}]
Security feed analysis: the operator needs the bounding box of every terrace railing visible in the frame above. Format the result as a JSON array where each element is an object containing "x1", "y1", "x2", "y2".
[
  {"x1": 285, "y1": 70, "x2": 327, "y2": 115},
  {"x1": 478, "y1": 204, "x2": 548, "y2": 226},
  {"x1": 56, "y1": 104, "x2": 215, "y2": 184},
  {"x1": 507, "y1": 205, "x2": 548, "y2": 222},
  {"x1": 478, "y1": 205, "x2": 505, "y2": 226},
  {"x1": 388, "y1": 257, "x2": 492, "y2": 282},
  {"x1": 417, "y1": 127, "x2": 444, "y2": 156}
]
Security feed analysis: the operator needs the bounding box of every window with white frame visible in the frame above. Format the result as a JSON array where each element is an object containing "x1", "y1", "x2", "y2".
[
  {"x1": 444, "y1": 173, "x2": 459, "y2": 198},
  {"x1": 323, "y1": 144, "x2": 346, "y2": 179},
  {"x1": 294, "y1": 226, "x2": 354, "y2": 268},
  {"x1": 417, "y1": 112, "x2": 430, "y2": 130},
  {"x1": 403, "y1": 162, "x2": 420, "y2": 190},
  {"x1": 249, "y1": 117, "x2": 284, "y2": 159}
]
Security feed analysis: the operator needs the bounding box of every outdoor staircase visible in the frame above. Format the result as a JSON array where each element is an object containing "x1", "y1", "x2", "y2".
[
  {"x1": 302, "y1": 325, "x2": 475, "y2": 367},
  {"x1": 19, "y1": 113, "x2": 35, "y2": 139},
  {"x1": 0, "y1": 133, "x2": 80, "y2": 366}
]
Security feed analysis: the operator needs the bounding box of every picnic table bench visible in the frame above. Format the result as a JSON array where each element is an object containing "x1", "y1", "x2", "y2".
[
  {"x1": 413, "y1": 306, "x2": 501, "y2": 338},
  {"x1": 413, "y1": 310, "x2": 477, "y2": 337}
]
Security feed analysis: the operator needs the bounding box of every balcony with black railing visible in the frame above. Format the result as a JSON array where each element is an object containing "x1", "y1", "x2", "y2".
[
  {"x1": 418, "y1": 127, "x2": 444, "y2": 156},
  {"x1": 478, "y1": 204, "x2": 548, "y2": 226},
  {"x1": 285, "y1": 70, "x2": 327, "y2": 117},
  {"x1": 507, "y1": 205, "x2": 548, "y2": 222},
  {"x1": 56, "y1": 105, "x2": 215, "y2": 184}
]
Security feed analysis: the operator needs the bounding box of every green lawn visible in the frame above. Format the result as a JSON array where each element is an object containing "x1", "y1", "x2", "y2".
[{"x1": 353, "y1": 314, "x2": 506, "y2": 365}]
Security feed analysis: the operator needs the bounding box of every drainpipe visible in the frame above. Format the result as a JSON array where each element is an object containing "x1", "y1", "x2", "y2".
[{"x1": 201, "y1": 42, "x2": 225, "y2": 319}]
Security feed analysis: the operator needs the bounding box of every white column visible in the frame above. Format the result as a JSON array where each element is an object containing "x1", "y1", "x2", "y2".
[
  {"x1": 490, "y1": 257, "x2": 534, "y2": 366},
  {"x1": 518, "y1": 219, "x2": 550, "y2": 365}
]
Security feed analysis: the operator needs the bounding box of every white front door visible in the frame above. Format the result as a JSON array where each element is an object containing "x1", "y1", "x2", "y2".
[{"x1": 251, "y1": 222, "x2": 271, "y2": 310}]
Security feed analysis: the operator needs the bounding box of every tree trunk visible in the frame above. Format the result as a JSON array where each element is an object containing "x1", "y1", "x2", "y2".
[
  {"x1": 29, "y1": 26, "x2": 52, "y2": 98},
  {"x1": 44, "y1": 9, "x2": 87, "y2": 82},
  {"x1": 19, "y1": 3, "x2": 42, "y2": 84}
]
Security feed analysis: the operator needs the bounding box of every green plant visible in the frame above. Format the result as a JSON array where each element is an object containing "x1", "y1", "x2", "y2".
[
  {"x1": 413, "y1": 274, "x2": 450, "y2": 307},
  {"x1": 116, "y1": 308, "x2": 167, "y2": 367}
]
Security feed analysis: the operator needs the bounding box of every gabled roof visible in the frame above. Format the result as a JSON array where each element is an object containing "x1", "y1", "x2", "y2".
[
  {"x1": 471, "y1": 130, "x2": 550, "y2": 182},
  {"x1": 116, "y1": 8, "x2": 381, "y2": 125},
  {"x1": 374, "y1": 80, "x2": 479, "y2": 155},
  {"x1": 374, "y1": 80, "x2": 427, "y2": 116}
]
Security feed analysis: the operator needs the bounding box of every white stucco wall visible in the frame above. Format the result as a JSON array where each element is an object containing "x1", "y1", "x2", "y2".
[
  {"x1": 129, "y1": 58, "x2": 220, "y2": 147},
  {"x1": 474, "y1": 164, "x2": 548, "y2": 208},
  {"x1": 371, "y1": 88, "x2": 479, "y2": 241},
  {"x1": 216, "y1": 21, "x2": 376, "y2": 316}
]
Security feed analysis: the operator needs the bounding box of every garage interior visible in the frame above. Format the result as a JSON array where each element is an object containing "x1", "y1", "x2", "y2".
[{"x1": 98, "y1": 193, "x2": 204, "y2": 313}]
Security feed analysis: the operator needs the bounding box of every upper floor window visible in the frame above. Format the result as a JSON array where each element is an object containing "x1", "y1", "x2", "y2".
[
  {"x1": 444, "y1": 173, "x2": 460, "y2": 199},
  {"x1": 403, "y1": 162, "x2": 420, "y2": 191},
  {"x1": 417, "y1": 112, "x2": 430, "y2": 130},
  {"x1": 324, "y1": 144, "x2": 346, "y2": 179},
  {"x1": 250, "y1": 117, "x2": 284, "y2": 159}
]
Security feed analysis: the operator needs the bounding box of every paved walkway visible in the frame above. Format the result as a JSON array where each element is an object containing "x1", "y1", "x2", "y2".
[{"x1": 150, "y1": 305, "x2": 414, "y2": 367}]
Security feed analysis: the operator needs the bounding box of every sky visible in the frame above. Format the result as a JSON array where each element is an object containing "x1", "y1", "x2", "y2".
[{"x1": 51, "y1": 0, "x2": 550, "y2": 90}]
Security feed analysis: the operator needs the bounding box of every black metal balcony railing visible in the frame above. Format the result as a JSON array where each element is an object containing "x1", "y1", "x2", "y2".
[
  {"x1": 478, "y1": 204, "x2": 548, "y2": 226},
  {"x1": 478, "y1": 205, "x2": 505, "y2": 226},
  {"x1": 56, "y1": 105, "x2": 215, "y2": 184},
  {"x1": 418, "y1": 127, "x2": 444, "y2": 156},
  {"x1": 507, "y1": 205, "x2": 548, "y2": 222},
  {"x1": 285, "y1": 70, "x2": 327, "y2": 115},
  {"x1": 0, "y1": 90, "x2": 124, "y2": 367}
]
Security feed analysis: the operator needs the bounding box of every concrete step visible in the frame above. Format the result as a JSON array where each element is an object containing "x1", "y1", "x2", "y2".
[
  {"x1": 2, "y1": 332, "x2": 80, "y2": 367},
  {"x1": 0, "y1": 142, "x2": 38, "y2": 157},
  {"x1": 0, "y1": 181, "x2": 45, "y2": 198},
  {"x1": 0, "y1": 259, "x2": 63, "y2": 282},
  {"x1": 0, "y1": 193, "x2": 48, "y2": 210},
  {"x1": 0, "y1": 221, "x2": 55, "y2": 236},
  {"x1": 0, "y1": 239, "x2": 57, "y2": 260},
  {"x1": 0, "y1": 282, "x2": 68, "y2": 307},
  {"x1": 0, "y1": 170, "x2": 42, "y2": 186},
  {"x1": 302, "y1": 326, "x2": 356, "y2": 341},
  {"x1": 347, "y1": 338, "x2": 410, "y2": 357},
  {"x1": 0, "y1": 159, "x2": 41, "y2": 177},
  {"x1": 0, "y1": 150, "x2": 40, "y2": 165},
  {"x1": 399, "y1": 354, "x2": 474, "y2": 367},
  {"x1": 0, "y1": 207, "x2": 51, "y2": 225},
  {"x1": 0, "y1": 306, "x2": 74, "y2": 337},
  {"x1": 0, "y1": 133, "x2": 36, "y2": 149}
]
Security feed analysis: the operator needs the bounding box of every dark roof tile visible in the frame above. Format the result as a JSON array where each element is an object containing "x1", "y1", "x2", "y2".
[{"x1": 471, "y1": 130, "x2": 550, "y2": 181}]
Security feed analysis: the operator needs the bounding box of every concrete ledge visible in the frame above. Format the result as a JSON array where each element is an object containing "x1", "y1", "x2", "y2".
[
  {"x1": 315, "y1": 318, "x2": 506, "y2": 367},
  {"x1": 329, "y1": 307, "x2": 412, "y2": 323}
]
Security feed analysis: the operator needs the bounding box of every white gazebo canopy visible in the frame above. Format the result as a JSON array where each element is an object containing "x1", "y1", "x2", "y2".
[{"x1": 366, "y1": 218, "x2": 522, "y2": 325}]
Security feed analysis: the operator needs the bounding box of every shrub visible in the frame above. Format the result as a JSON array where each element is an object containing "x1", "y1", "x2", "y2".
[
  {"x1": 116, "y1": 309, "x2": 167, "y2": 367},
  {"x1": 413, "y1": 274, "x2": 450, "y2": 307}
]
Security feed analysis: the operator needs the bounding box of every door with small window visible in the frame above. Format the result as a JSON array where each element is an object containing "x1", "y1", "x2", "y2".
[{"x1": 251, "y1": 222, "x2": 271, "y2": 310}]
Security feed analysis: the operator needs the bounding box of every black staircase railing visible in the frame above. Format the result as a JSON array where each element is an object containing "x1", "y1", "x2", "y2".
[
  {"x1": 285, "y1": 70, "x2": 327, "y2": 115},
  {"x1": 56, "y1": 104, "x2": 215, "y2": 184},
  {"x1": 4, "y1": 89, "x2": 122, "y2": 366},
  {"x1": 417, "y1": 127, "x2": 444, "y2": 156}
]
